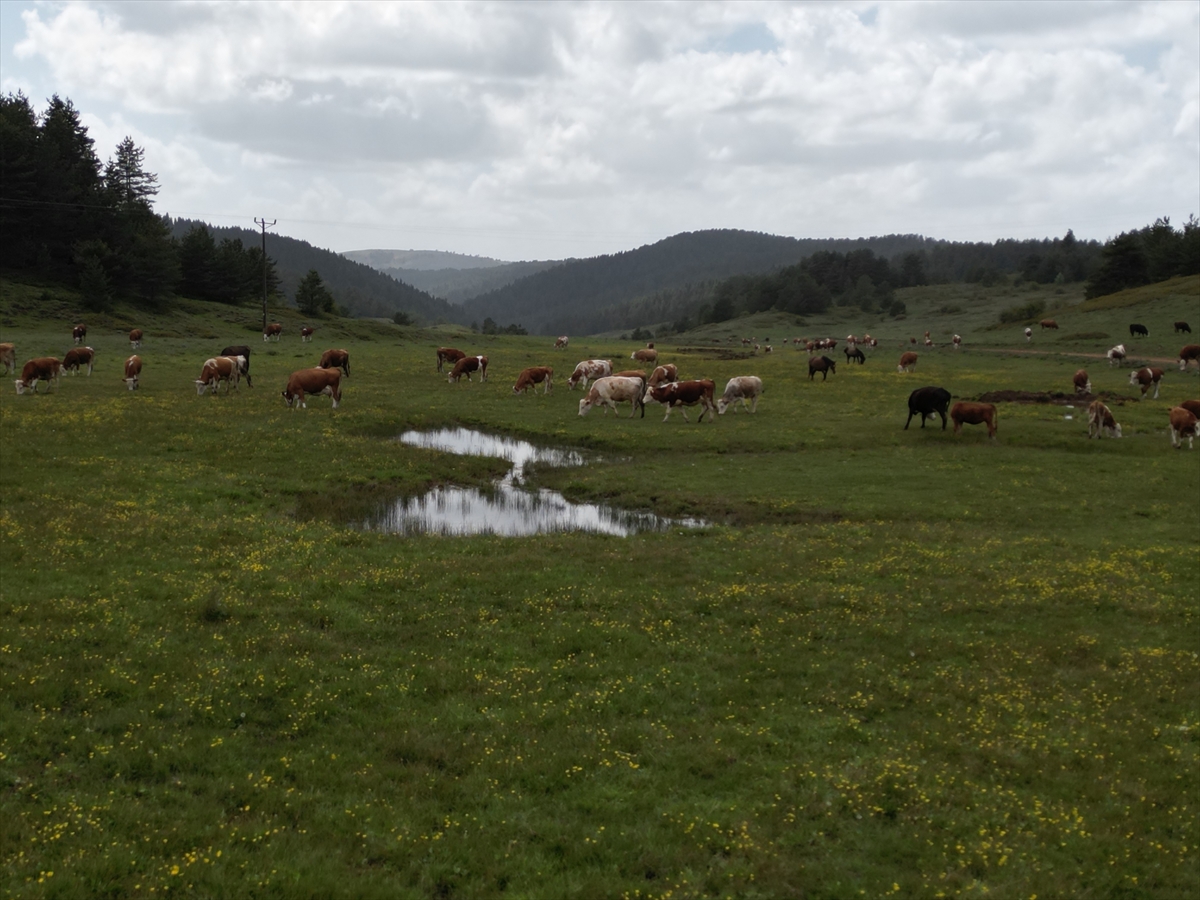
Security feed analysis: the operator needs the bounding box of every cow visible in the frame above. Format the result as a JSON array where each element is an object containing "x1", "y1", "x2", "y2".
[
  {"x1": 613, "y1": 369, "x2": 646, "y2": 380},
  {"x1": 301, "y1": 326, "x2": 314, "y2": 342},
  {"x1": 1040, "y1": 319, "x2": 1058, "y2": 330},
  {"x1": 924, "y1": 331, "x2": 934, "y2": 348},
  {"x1": 129, "y1": 328, "x2": 143, "y2": 349},
  {"x1": 62, "y1": 346, "x2": 95, "y2": 376},
  {"x1": 863, "y1": 335, "x2": 877, "y2": 348},
  {"x1": 15, "y1": 357, "x2": 61, "y2": 394},
  {"x1": 567, "y1": 359, "x2": 612, "y2": 390},
  {"x1": 1129, "y1": 323, "x2": 1148, "y2": 337},
  {"x1": 555, "y1": 336, "x2": 569, "y2": 349},
  {"x1": 283, "y1": 367, "x2": 342, "y2": 410},
  {"x1": 897, "y1": 351, "x2": 919, "y2": 373},
  {"x1": 717, "y1": 376, "x2": 763, "y2": 414},
  {"x1": 644, "y1": 379, "x2": 716, "y2": 423},
  {"x1": 844, "y1": 346, "x2": 865, "y2": 365},
  {"x1": 904, "y1": 386, "x2": 952, "y2": 430},
  {"x1": 631, "y1": 347, "x2": 658, "y2": 365},
  {"x1": 951, "y1": 401, "x2": 998, "y2": 439},
  {"x1": 219, "y1": 345, "x2": 253, "y2": 387},
  {"x1": 194, "y1": 356, "x2": 243, "y2": 395},
  {"x1": 263, "y1": 322, "x2": 282, "y2": 342},
  {"x1": 910, "y1": 336, "x2": 918, "y2": 346},
  {"x1": 1107, "y1": 343, "x2": 1127, "y2": 367},
  {"x1": 123, "y1": 355, "x2": 142, "y2": 391},
  {"x1": 72, "y1": 323, "x2": 87, "y2": 344},
  {"x1": 1087, "y1": 401, "x2": 1122, "y2": 439},
  {"x1": 0, "y1": 342, "x2": 15, "y2": 374},
  {"x1": 448, "y1": 355, "x2": 488, "y2": 383},
  {"x1": 1179, "y1": 344, "x2": 1200, "y2": 371},
  {"x1": 1130, "y1": 366, "x2": 1164, "y2": 400},
  {"x1": 1175, "y1": 321, "x2": 1192, "y2": 334},
  {"x1": 1168, "y1": 406, "x2": 1198, "y2": 449},
  {"x1": 319, "y1": 348, "x2": 350, "y2": 377},
  {"x1": 1180, "y1": 399, "x2": 1200, "y2": 418},
  {"x1": 647, "y1": 364, "x2": 678, "y2": 389},
  {"x1": 513, "y1": 366, "x2": 553, "y2": 394},
  {"x1": 952, "y1": 334, "x2": 962, "y2": 351},
  {"x1": 1073, "y1": 369, "x2": 1092, "y2": 396},
  {"x1": 578, "y1": 375, "x2": 646, "y2": 418},
  {"x1": 436, "y1": 347, "x2": 466, "y2": 372},
  {"x1": 1024, "y1": 327, "x2": 1033, "y2": 342},
  {"x1": 846, "y1": 335, "x2": 860, "y2": 347},
  {"x1": 808, "y1": 356, "x2": 836, "y2": 381}
]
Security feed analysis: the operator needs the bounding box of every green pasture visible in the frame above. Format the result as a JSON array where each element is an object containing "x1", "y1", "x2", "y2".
[{"x1": 1, "y1": 276, "x2": 1198, "y2": 898}]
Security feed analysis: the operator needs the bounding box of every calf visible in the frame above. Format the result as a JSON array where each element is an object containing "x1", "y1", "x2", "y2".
[
  {"x1": 448, "y1": 355, "x2": 488, "y2": 383},
  {"x1": 129, "y1": 328, "x2": 143, "y2": 349},
  {"x1": 301, "y1": 326, "x2": 314, "y2": 342},
  {"x1": 578, "y1": 375, "x2": 645, "y2": 418},
  {"x1": 844, "y1": 346, "x2": 865, "y2": 365},
  {"x1": 1073, "y1": 369, "x2": 1092, "y2": 395},
  {"x1": 631, "y1": 347, "x2": 658, "y2": 365},
  {"x1": 1087, "y1": 400, "x2": 1121, "y2": 439},
  {"x1": 950, "y1": 401, "x2": 998, "y2": 439},
  {"x1": 220, "y1": 345, "x2": 253, "y2": 387},
  {"x1": 863, "y1": 335, "x2": 877, "y2": 348},
  {"x1": 1107, "y1": 343, "x2": 1127, "y2": 367},
  {"x1": 283, "y1": 367, "x2": 342, "y2": 410},
  {"x1": 319, "y1": 348, "x2": 350, "y2": 377},
  {"x1": 72, "y1": 323, "x2": 87, "y2": 344},
  {"x1": 123, "y1": 355, "x2": 142, "y2": 391},
  {"x1": 808, "y1": 356, "x2": 836, "y2": 381},
  {"x1": 1040, "y1": 319, "x2": 1058, "y2": 330},
  {"x1": 15, "y1": 357, "x2": 61, "y2": 394},
  {"x1": 1175, "y1": 321, "x2": 1192, "y2": 334},
  {"x1": 567, "y1": 359, "x2": 612, "y2": 390},
  {"x1": 644, "y1": 378, "x2": 716, "y2": 423},
  {"x1": 62, "y1": 346, "x2": 95, "y2": 376},
  {"x1": 897, "y1": 351, "x2": 919, "y2": 373},
  {"x1": 0, "y1": 342, "x2": 15, "y2": 374},
  {"x1": 1130, "y1": 366, "x2": 1164, "y2": 400},
  {"x1": 1024, "y1": 327, "x2": 1033, "y2": 342},
  {"x1": 513, "y1": 366, "x2": 553, "y2": 394},
  {"x1": 904, "y1": 386, "x2": 952, "y2": 430},
  {"x1": 436, "y1": 347, "x2": 466, "y2": 372},
  {"x1": 647, "y1": 364, "x2": 678, "y2": 389},
  {"x1": 717, "y1": 375, "x2": 763, "y2": 414},
  {"x1": 1179, "y1": 344, "x2": 1200, "y2": 371},
  {"x1": 263, "y1": 322, "x2": 282, "y2": 342},
  {"x1": 952, "y1": 334, "x2": 962, "y2": 350},
  {"x1": 194, "y1": 356, "x2": 242, "y2": 395},
  {"x1": 1168, "y1": 406, "x2": 1198, "y2": 449},
  {"x1": 555, "y1": 336, "x2": 569, "y2": 349},
  {"x1": 1129, "y1": 323, "x2": 1148, "y2": 337}
]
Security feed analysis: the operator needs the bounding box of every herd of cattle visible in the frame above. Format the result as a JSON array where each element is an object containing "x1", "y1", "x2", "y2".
[{"x1": 4, "y1": 317, "x2": 1200, "y2": 448}]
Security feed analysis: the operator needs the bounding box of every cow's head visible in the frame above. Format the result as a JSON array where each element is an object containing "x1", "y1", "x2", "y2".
[{"x1": 578, "y1": 397, "x2": 594, "y2": 416}]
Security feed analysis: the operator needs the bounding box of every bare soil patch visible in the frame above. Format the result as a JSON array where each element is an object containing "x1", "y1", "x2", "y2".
[{"x1": 974, "y1": 389, "x2": 1139, "y2": 405}]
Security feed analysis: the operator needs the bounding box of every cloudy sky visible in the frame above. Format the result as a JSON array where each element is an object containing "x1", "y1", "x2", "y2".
[{"x1": 2, "y1": 1, "x2": 1197, "y2": 261}]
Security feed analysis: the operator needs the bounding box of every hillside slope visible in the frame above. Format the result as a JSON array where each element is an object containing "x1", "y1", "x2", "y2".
[{"x1": 382, "y1": 260, "x2": 562, "y2": 304}]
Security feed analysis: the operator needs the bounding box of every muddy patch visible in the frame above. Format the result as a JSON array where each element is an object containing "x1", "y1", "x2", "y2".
[{"x1": 975, "y1": 390, "x2": 1139, "y2": 405}]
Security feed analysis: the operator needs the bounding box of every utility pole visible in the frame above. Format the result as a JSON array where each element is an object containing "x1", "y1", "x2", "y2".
[{"x1": 254, "y1": 217, "x2": 276, "y2": 332}]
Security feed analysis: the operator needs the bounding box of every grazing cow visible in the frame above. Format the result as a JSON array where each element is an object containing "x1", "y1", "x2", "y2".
[
  {"x1": 741, "y1": 337, "x2": 751, "y2": 346},
  {"x1": 72, "y1": 324, "x2": 87, "y2": 344},
  {"x1": 844, "y1": 346, "x2": 865, "y2": 365},
  {"x1": 123, "y1": 355, "x2": 142, "y2": 390},
  {"x1": 319, "y1": 348, "x2": 350, "y2": 377},
  {"x1": 1025, "y1": 327, "x2": 1033, "y2": 342},
  {"x1": 219, "y1": 345, "x2": 253, "y2": 387},
  {"x1": 647, "y1": 364, "x2": 678, "y2": 388},
  {"x1": 194, "y1": 356, "x2": 243, "y2": 395},
  {"x1": 0, "y1": 342, "x2": 15, "y2": 375},
  {"x1": 1129, "y1": 366, "x2": 1164, "y2": 400},
  {"x1": 1073, "y1": 369, "x2": 1092, "y2": 395},
  {"x1": 1168, "y1": 406, "x2": 1198, "y2": 449},
  {"x1": 129, "y1": 328, "x2": 142, "y2": 349},
  {"x1": 513, "y1": 366, "x2": 553, "y2": 394},
  {"x1": 567, "y1": 359, "x2": 612, "y2": 390},
  {"x1": 863, "y1": 335, "x2": 877, "y2": 348},
  {"x1": 764, "y1": 345, "x2": 772, "y2": 353},
  {"x1": 897, "y1": 351, "x2": 919, "y2": 373},
  {"x1": 1040, "y1": 319, "x2": 1058, "y2": 330},
  {"x1": 951, "y1": 401, "x2": 998, "y2": 439},
  {"x1": 301, "y1": 326, "x2": 314, "y2": 342},
  {"x1": 448, "y1": 355, "x2": 488, "y2": 383},
  {"x1": 14, "y1": 357, "x2": 61, "y2": 394},
  {"x1": 1180, "y1": 399, "x2": 1200, "y2": 418},
  {"x1": 1175, "y1": 321, "x2": 1192, "y2": 334},
  {"x1": 436, "y1": 347, "x2": 466, "y2": 372},
  {"x1": 578, "y1": 375, "x2": 646, "y2": 418},
  {"x1": 904, "y1": 386, "x2": 952, "y2": 430},
  {"x1": 717, "y1": 375, "x2": 763, "y2": 414},
  {"x1": 263, "y1": 322, "x2": 282, "y2": 342},
  {"x1": 283, "y1": 367, "x2": 342, "y2": 410},
  {"x1": 1129, "y1": 323, "x2": 1148, "y2": 337},
  {"x1": 555, "y1": 336, "x2": 569, "y2": 349},
  {"x1": 952, "y1": 334, "x2": 962, "y2": 350},
  {"x1": 924, "y1": 331, "x2": 934, "y2": 348},
  {"x1": 1107, "y1": 343, "x2": 1127, "y2": 367},
  {"x1": 1179, "y1": 344, "x2": 1200, "y2": 371},
  {"x1": 614, "y1": 369, "x2": 646, "y2": 381},
  {"x1": 808, "y1": 356, "x2": 836, "y2": 381},
  {"x1": 909, "y1": 337, "x2": 918, "y2": 346},
  {"x1": 644, "y1": 379, "x2": 716, "y2": 423},
  {"x1": 846, "y1": 334, "x2": 860, "y2": 346},
  {"x1": 631, "y1": 347, "x2": 658, "y2": 365},
  {"x1": 1087, "y1": 400, "x2": 1122, "y2": 439},
  {"x1": 62, "y1": 346, "x2": 95, "y2": 376}
]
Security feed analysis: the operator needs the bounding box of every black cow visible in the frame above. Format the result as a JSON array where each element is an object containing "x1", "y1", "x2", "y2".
[
  {"x1": 1129, "y1": 323, "x2": 1148, "y2": 337},
  {"x1": 844, "y1": 346, "x2": 865, "y2": 365},
  {"x1": 808, "y1": 356, "x2": 836, "y2": 381},
  {"x1": 905, "y1": 386, "x2": 952, "y2": 430},
  {"x1": 220, "y1": 345, "x2": 253, "y2": 387},
  {"x1": 1175, "y1": 321, "x2": 1192, "y2": 334}
]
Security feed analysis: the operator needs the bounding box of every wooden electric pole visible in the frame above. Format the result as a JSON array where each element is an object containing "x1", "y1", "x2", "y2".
[{"x1": 254, "y1": 217, "x2": 276, "y2": 332}]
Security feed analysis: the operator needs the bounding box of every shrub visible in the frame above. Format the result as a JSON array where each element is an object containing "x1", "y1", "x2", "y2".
[{"x1": 998, "y1": 299, "x2": 1045, "y2": 324}]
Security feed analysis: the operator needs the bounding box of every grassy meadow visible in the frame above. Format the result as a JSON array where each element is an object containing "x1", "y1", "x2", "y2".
[{"x1": 1, "y1": 275, "x2": 1198, "y2": 898}]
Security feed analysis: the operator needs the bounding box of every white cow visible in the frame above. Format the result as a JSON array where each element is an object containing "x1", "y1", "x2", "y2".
[
  {"x1": 578, "y1": 376, "x2": 645, "y2": 418},
  {"x1": 1107, "y1": 343, "x2": 1127, "y2": 367},
  {"x1": 567, "y1": 359, "x2": 613, "y2": 390},
  {"x1": 716, "y1": 376, "x2": 763, "y2": 414}
]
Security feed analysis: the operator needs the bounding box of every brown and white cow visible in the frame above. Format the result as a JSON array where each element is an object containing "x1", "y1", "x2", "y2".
[
  {"x1": 863, "y1": 335, "x2": 877, "y2": 348},
  {"x1": 647, "y1": 364, "x2": 678, "y2": 389},
  {"x1": 436, "y1": 347, "x2": 466, "y2": 372},
  {"x1": 448, "y1": 355, "x2": 488, "y2": 383},
  {"x1": 631, "y1": 347, "x2": 658, "y2": 365},
  {"x1": 62, "y1": 346, "x2": 95, "y2": 376},
  {"x1": 129, "y1": 328, "x2": 143, "y2": 349},
  {"x1": 924, "y1": 331, "x2": 934, "y2": 348},
  {"x1": 220, "y1": 346, "x2": 253, "y2": 387},
  {"x1": 897, "y1": 351, "x2": 919, "y2": 373},
  {"x1": 263, "y1": 322, "x2": 282, "y2": 342},
  {"x1": 1073, "y1": 369, "x2": 1092, "y2": 395},
  {"x1": 1087, "y1": 400, "x2": 1121, "y2": 439},
  {"x1": 72, "y1": 323, "x2": 87, "y2": 344},
  {"x1": 1130, "y1": 366, "x2": 1164, "y2": 400},
  {"x1": 555, "y1": 335, "x2": 569, "y2": 349},
  {"x1": 301, "y1": 326, "x2": 314, "y2": 342},
  {"x1": 1040, "y1": 319, "x2": 1058, "y2": 330},
  {"x1": 567, "y1": 359, "x2": 612, "y2": 390},
  {"x1": 319, "y1": 348, "x2": 350, "y2": 377},
  {"x1": 283, "y1": 367, "x2": 342, "y2": 410},
  {"x1": 194, "y1": 356, "x2": 243, "y2": 395},
  {"x1": 123, "y1": 355, "x2": 142, "y2": 390},
  {"x1": 513, "y1": 366, "x2": 553, "y2": 394},
  {"x1": 644, "y1": 379, "x2": 716, "y2": 423},
  {"x1": 1180, "y1": 399, "x2": 1200, "y2": 418},
  {"x1": 951, "y1": 402, "x2": 997, "y2": 439},
  {"x1": 1179, "y1": 344, "x2": 1200, "y2": 371},
  {"x1": 15, "y1": 357, "x2": 61, "y2": 394},
  {"x1": 1024, "y1": 327, "x2": 1033, "y2": 342},
  {"x1": 717, "y1": 376, "x2": 763, "y2": 414},
  {"x1": 0, "y1": 342, "x2": 15, "y2": 375},
  {"x1": 952, "y1": 334, "x2": 962, "y2": 350},
  {"x1": 808, "y1": 356, "x2": 836, "y2": 381},
  {"x1": 578, "y1": 375, "x2": 645, "y2": 418},
  {"x1": 1107, "y1": 343, "x2": 1127, "y2": 367},
  {"x1": 613, "y1": 369, "x2": 646, "y2": 380},
  {"x1": 1168, "y1": 406, "x2": 1198, "y2": 449}
]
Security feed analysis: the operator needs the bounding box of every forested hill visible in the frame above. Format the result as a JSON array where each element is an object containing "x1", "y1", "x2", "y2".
[{"x1": 168, "y1": 219, "x2": 455, "y2": 322}]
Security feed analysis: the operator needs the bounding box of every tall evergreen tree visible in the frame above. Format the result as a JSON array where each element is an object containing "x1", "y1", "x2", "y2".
[{"x1": 296, "y1": 269, "x2": 334, "y2": 315}]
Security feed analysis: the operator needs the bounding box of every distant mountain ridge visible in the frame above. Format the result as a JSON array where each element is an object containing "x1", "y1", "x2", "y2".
[
  {"x1": 342, "y1": 249, "x2": 513, "y2": 271},
  {"x1": 381, "y1": 260, "x2": 564, "y2": 304}
]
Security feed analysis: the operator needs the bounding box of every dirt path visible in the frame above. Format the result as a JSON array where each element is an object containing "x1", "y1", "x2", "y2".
[{"x1": 972, "y1": 347, "x2": 1181, "y2": 365}]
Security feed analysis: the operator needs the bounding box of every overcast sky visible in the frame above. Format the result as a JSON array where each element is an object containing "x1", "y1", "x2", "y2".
[{"x1": 2, "y1": 1, "x2": 1197, "y2": 261}]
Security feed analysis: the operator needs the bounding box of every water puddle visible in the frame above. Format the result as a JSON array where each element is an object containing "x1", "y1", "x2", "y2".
[{"x1": 363, "y1": 427, "x2": 703, "y2": 537}]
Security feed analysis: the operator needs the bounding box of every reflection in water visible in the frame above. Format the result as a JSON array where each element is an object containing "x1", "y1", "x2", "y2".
[{"x1": 363, "y1": 427, "x2": 703, "y2": 537}]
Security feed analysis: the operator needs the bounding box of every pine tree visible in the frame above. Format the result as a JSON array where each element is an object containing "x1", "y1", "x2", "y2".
[{"x1": 296, "y1": 269, "x2": 334, "y2": 315}]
